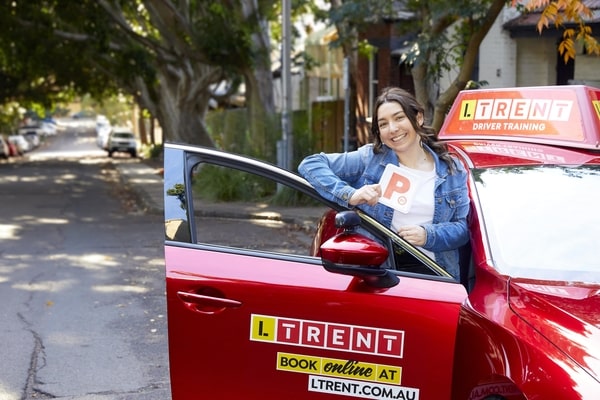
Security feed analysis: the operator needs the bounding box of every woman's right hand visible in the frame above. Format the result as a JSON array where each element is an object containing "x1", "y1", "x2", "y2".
[{"x1": 349, "y1": 184, "x2": 382, "y2": 206}]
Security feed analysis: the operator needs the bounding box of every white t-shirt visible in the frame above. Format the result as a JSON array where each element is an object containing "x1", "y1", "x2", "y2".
[{"x1": 390, "y1": 164, "x2": 437, "y2": 260}]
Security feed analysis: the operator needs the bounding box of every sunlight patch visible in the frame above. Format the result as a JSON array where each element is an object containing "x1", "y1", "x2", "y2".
[
  {"x1": 13, "y1": 279, "x2": 76, "y2": 292},
  {"x1": 92, "y1": 284, "x2": 148, "y2": 294},
  {"x1": 37, "y1": 218, "x2": 69, "y2": 225},
  {"x1": 0, "y1": 224, "x2": 20, "y2": 240}
]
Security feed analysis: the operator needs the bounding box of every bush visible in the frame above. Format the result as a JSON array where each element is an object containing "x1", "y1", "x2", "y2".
[{"x1": 192, "y1": 164, "x2": 276, "y2": 202}]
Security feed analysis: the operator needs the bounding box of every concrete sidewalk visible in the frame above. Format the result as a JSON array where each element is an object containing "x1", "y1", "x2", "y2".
[
  {"x1": 115, "y1": 161, "x2": 164, "y2": 215},
  {"x1": 115, "y1": 160, "x2": 327, "y2": 226}
]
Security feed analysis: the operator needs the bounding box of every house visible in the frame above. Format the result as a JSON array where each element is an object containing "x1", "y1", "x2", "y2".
[{"x1": 480, "y1": 1, "x2": 600, "y2": 88}]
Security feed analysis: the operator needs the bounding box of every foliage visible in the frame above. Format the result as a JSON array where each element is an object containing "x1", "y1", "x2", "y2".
[
  {"x1": 514, "y1": 0, "x2": 600, "y2": 62},
  {"x1": 0, "y1": 0, "x2": 281, "y2": 148},
  {"x1": 270, "y1": 186, "x2": 323, "y2": 207},
  {"x1": 0, "y1": 103, "x2": 22, "y2": 134},
  {"x1": 201, "y1": 106, "x2": 314, "y2": 204},
  {"x1": 323, "y1": 0, "x2": 598, "y2": 134},
  {"x1": 193, "y1": 164, "x2": 276, "y2": 202},
  {"x1": 205, "y1": 105, "x2": 312, "y2": 166},
  {"x1": 140, "y1": 143, "x2": 163, "y2": 160}
]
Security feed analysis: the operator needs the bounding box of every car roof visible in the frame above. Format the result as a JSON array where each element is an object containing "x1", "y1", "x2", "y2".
[
  {"x1": 447, "y1": 139, "x2": 600, "y2": 168},
  {"x1": 439, "y1": 85, "x2": 600, "y2": 151}
]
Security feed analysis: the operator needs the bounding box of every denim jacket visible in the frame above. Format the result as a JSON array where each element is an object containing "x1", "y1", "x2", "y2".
[{"x1": 298, "y1": 144, "x2": 470, "y2": 280}]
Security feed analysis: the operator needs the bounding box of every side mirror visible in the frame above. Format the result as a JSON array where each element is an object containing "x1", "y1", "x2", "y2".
[{"x1": 320, "y1": 211, "x2": 399, "y2": 288}]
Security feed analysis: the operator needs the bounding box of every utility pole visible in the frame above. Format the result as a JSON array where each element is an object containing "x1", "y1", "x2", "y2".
[
  {"x1": 343, "y1": 57, "x2": 350, "y2": 152},
  {"x1": 278, "y1": 0, "x2": 293, "y2": 171}
]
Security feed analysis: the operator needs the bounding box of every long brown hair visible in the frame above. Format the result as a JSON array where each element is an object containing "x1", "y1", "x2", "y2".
[{"x1": 371, "y1": 87, "x2": 456, "y2": 173}]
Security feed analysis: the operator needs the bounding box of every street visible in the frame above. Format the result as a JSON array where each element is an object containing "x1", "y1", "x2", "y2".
[{"x1": 0, "y1": 124, "x2": 171, "y2": 399}]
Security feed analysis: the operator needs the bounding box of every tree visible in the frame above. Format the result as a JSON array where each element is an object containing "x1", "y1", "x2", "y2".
[
  {"x1": 0, "y1": 0, "x2": 279, "y2": 153},
  {"x1": 409, "y1": 0, "x2": 507, "y2": 130},
  {"x1": 316, "y1": 0, "x2": 397, "y2": 143},
  {"x1": 516, "y1": 0, "x2": 600, "y2": 62},
  {"x1": 324, "y1": 0, "x2": 598, "y2": 133}
]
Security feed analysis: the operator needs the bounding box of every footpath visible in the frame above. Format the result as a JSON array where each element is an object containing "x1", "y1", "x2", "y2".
[{"x1": 114, "y1": 159, "x2": 326, "y2": 225}]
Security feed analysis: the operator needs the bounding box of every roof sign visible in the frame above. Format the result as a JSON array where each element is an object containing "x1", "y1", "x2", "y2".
[{"x1": 439, "y1": 85, "x2": 600, "y2": 149}]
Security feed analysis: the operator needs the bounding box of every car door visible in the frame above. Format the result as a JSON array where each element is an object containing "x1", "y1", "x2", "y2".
[{"x1": 164, "y1": 143, "x2": 468, "y2": 399}]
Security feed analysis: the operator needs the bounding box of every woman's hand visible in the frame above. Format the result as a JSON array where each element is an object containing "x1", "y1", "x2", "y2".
[
  {"x1": 398, "y1": 225, "x2": 427, "y2": 247},
  {"x1": 349, "y1": 184, "x2": 382, "y2": 206}
]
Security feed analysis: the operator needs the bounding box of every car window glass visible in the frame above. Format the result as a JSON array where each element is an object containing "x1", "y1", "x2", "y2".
[
  {"x1": 474, "y1": 165, "x2": 600, "y2": 283},
  {"x1": 392, "y1": 243, "x2": 438, "y2": 276},
  {"x1": 190, "y1": 163, "x2": 330, "y2": 256}
]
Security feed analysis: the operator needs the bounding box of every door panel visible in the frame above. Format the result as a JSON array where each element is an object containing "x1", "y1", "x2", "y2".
[
  {"x1": 166, "y1": 245, "x2": 465, "y2": 399},
  {"x1": 164, "y1": 143, "x2": 467, "y2": 399}
]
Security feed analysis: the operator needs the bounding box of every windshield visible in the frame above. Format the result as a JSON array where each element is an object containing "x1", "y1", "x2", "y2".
[{"x1": 473, "y1": 164, "x2": 600, "y2": 283}]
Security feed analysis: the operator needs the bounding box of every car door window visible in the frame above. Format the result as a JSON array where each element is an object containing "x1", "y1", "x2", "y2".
[{"x1": 189, "y1": 162, "x2": 331, "y2": 256}]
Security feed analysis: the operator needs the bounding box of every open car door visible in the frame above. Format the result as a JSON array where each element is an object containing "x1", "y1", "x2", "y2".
[{"x1": 163, "y1": 143, "x2": 467, "y2": 399}]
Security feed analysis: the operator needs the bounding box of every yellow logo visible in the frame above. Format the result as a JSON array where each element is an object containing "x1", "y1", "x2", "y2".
[
  {"x1": 592, "y1": 101, "x2": 600, "y2": 121},
  {"x1": 458, "y1": 100, "x2": 477, "y2": 120},
  {"x1": 250, "y1": 315, "x2": 276, "y2": 342}
]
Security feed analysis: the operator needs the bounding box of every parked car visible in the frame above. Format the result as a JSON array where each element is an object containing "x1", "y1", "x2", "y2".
[
  {"x1": 163, "y1": 85, "x2": 600, "y2": 399},
  {"x1": 17, "y1": 125, "x2": 42, "y2": 148},
  {"x1": 40, "y1": 121, "x2": 57, "y2": 136},
  {"x1": 95, "y1": 116, "x2": 112, "y2": 149},
  {"x1": 7, "y1": 135, "x2": 30, "y2": 154},
  {"x1": 5, "y1": 138, "x2": 19, "y2": 157},
  {"x1": 106, "y1": 128, "x2": 137, "y2": 157}
]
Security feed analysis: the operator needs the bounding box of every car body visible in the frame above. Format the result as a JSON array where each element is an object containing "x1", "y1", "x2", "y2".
[
  {"x1": 106, "y1": 128, "x2": 137, "y2": 157},
  {"x1": 40, "y1": 121, "x2": 57, "y2": 136},
  {"x1": 7, "y1": 134, "x2": 30, "y2": 154},
  {"x1": 163, "y1": 85, "x2": 600, "y2": 399},
  {"x1": 96, "y1": 115, "x2": 112, "y2": 149},
  {"x1": 17, "y1": 125, "x2": 42, "y2": 149},
  {"x1": 5, "y1": 138, "x2": 19, "y2": 157}
]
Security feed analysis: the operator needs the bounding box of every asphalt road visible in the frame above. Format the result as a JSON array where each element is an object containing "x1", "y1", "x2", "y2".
[{"x1": 0, "y1": 123, "x2": 171, "y2": 400}]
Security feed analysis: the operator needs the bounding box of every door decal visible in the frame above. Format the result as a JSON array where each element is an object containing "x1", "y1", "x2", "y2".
[{"x1": 250, "y1": 314, "x2": 405, "y2": 358}]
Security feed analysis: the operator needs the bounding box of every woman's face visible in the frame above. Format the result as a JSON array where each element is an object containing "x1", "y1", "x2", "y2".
[{"x1": 376, "y1": 101, "x2": 422, "y2": 154}]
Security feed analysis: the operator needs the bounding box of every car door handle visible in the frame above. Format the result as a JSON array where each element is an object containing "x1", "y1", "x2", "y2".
[{"x1": 177, "y1": 291, "x2": 242, "y2": 308}]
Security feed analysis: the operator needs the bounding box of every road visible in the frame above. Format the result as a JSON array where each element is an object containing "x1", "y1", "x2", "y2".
[{"x1": 0, "y1": 123, "x2": 171, "y2": 400}]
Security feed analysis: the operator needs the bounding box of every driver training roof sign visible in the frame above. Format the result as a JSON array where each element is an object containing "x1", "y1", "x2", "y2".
[{"x1": 439, "y1": 85, "x2": 600, "y2": 149}]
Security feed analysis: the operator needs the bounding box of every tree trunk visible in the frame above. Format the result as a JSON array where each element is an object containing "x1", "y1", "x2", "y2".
[
  {"x1": 242, "y1": 6, "x2": 277, "y2": 161},
  {"x1": 411, "y1": 62, "x2": 432, "y2": 124},
  {"x1": 431, "y1": 0, "x2": 507, "y2": 131},
  {"x1": 131, "y1": 59, "x2": 219, "y2": 147},
  {"x1": 330, "y1": 0, "x2": 360, "y2": 147}
]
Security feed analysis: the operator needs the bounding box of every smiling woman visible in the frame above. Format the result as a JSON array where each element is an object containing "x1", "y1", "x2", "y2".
[{"x1": 298, "y1": 86, "x2": 470, "y2": 280}]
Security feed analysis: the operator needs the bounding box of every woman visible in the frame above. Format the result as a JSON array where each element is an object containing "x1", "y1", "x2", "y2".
[{"x1": 298, "y1": 87, "x2": 470, "y2": 280}]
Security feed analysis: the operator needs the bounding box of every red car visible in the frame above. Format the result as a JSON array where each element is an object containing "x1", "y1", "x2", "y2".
[{"x1": 163, "y1": 85, "x2": 600, "y2": 399}]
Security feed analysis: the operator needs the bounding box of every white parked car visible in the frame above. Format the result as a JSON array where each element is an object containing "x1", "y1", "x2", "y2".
[
  {"x1": 8, "y1": 135, "x2": 30, "y2": 154},
  {"x1": 96, "y1": 119, "x2": 112, "y2": 149},
  {"x1": 106, "y1": 128, "x2": 137, "y2": 157},
  {"x1": 40, "y1": 121, "x2": 57, "y2": 136},
  {"x1": 17, "y1": 125, "x2": 42, "y2": 149}
]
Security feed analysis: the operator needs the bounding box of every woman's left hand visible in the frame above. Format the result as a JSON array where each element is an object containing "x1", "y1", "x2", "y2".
[{"x1": 398, "y1": 225, "x2": 427, "y2": 247}]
